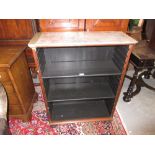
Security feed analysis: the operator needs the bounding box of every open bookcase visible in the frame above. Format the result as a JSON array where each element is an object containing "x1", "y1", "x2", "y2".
[{"x1": 28, "y1": 32, "x2": 137, "y2": 124}]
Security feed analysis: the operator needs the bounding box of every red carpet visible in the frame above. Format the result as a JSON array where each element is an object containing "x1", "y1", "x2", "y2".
[{"x1": 9, "y1": 86, "x2": 127, "y2": 135}]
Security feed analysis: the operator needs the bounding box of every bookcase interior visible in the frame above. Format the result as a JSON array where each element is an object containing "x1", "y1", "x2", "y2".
[{"x1": 37, "y1": 45, "x2": 128, "y2": 121}]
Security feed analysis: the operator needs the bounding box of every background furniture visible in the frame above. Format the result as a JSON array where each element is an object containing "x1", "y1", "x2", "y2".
[
  {"x1": 0, "y1": 46, "x2": 37, "y2": 121},
  {"x1": 123, "y1": 40, "x2": 155, "y2": 102},
  {"x1": 28, "y1": 31, "x2": 137, "y2": 124},
  {"x1": 123, "y1": 19, "x2": 155, "y2": 102}
]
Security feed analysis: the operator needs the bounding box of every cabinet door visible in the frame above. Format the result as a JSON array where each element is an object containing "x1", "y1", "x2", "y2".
[
  {"x1": 86, "y1": 19, "x2": 129, "y2": 32},
  {"x1": 0, "y1": 19, "x2": 36, "y2": 40},
  {"x1": 38, "y1": 19, "x2": 85, "y2": 32}
]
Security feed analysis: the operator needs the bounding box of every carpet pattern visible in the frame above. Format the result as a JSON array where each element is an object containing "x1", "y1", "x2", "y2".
[{"x1": 9, "y1": 86, "x2": 127, "y2": 135}]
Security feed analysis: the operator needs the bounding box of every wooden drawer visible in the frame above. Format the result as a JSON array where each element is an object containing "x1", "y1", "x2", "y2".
[{"x1": 0, "y1": 70, "x2": 10, "y2": 82}]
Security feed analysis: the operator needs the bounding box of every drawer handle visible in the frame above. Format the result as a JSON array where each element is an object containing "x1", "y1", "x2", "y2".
[{"x1": 0, "y1": 75, "x2": 1, "y2": 78}]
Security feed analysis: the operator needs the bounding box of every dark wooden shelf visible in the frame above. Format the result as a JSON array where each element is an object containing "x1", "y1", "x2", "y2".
[
  {"x1": 41, "y1": 60, "x2": 121, "y2": 78},
  {"x1": 44, "y1": 77, "x2": 115, "y2": 102},
  {"x1": 49, "y1": 100, "x2": 111, "y2": 121}
]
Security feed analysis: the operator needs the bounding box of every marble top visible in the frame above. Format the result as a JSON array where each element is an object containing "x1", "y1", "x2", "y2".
[{"x1": 28, "y1": 31, "x2": 137, "y2": 48}]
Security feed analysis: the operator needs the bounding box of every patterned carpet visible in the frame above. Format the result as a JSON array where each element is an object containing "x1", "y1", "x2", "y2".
[{"x1": 9, "y1": 86, "x2": 127, "y2": 135}]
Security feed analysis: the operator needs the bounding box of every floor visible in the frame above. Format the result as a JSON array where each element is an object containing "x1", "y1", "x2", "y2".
[{"x1": 117, "y1": 69, "x2": 155, "y2": 135}]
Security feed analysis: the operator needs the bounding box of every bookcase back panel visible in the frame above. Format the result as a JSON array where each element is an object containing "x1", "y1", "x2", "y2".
[{"x1": 43, "y1": 46, "x2": 115, "y2": 62}]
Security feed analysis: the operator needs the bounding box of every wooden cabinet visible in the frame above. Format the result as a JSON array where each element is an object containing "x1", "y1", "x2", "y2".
[
  {"x1": 86, "y1": 19, "x2": 129, "y2": 32},
  {"x1": 0, "y1": 46, "x2": 37, "y2": 121},
  {"x1": 28, "y1": 31, "x2": 137, "y2": 124},
  {"x1": 38, "y1": 19, "x2": 85, "y2": 32},
  {"x1": 38, "y1": 19, "x2": 129, "y2": 32}
]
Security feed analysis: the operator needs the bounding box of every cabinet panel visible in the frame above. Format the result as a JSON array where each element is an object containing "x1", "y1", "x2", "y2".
[
  {"x1": 0, "y1": 19, "x2": 37, "y2": 69},
  {"x1": 0, "y1": 46, "x2": 37, "y2": 121},
  {"x1": 10, "y1": 52, "x2": 36, "y2": 111},
  {"x1": 86, "y1": 19, "x2": 129, "y2": 32},
  {"x1": 0, "y1": 70, "x2": 10, "y2": 83},
  {"x1": 2, "y1": 82, "x2": 15, "y2": 94},
  {"x1": 0, "y1": 19, "x2": 35, "y2": 40},
  {"x1": 8, "y1": 104, "x2": 23, "y2": 115},
  {"x1": 7, "y1": 93, "x2": 20, "y2": 105},
  {"x1": 38, "y1": 19, "x2": 85, "y2": 32}
]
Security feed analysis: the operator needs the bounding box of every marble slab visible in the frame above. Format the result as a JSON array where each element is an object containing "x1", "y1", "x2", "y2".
[{"x1": 28, "y1": 31, "x2": 137, "y2": 48}]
